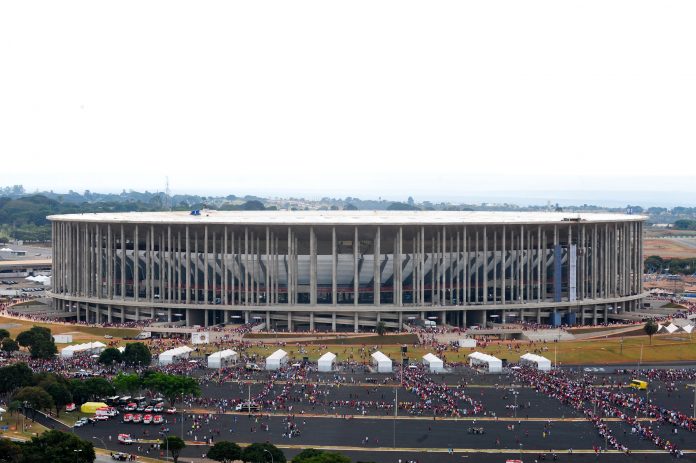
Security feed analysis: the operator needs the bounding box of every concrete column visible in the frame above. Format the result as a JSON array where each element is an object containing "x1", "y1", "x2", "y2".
[
  {"x1": 245, "y1": 310, "x2": 250, "y2": 324},
  {"x1": 482, "y1": 226, "x2": 487, "y2": 304},
  {"x1": 107, "y1": 305, "x2": 112, "y2": 323},
  {"x1": 332, "y1": 313, "x2": 336, "y2": 332},
  {"x1": 204, "y1": 226, "x2": 209, "y2": 304},
  {"x1": 374, "y1": 226, "x2": 380, "y2": 306},
  {"x1": 287, "y1": 312, "x2": 292, "y2": 331},
  {"x1": 398, "y1": 312, "x2": 403, "y2": 329},
  {"x1": 310, "y1": 227, "x2": 317, "y2": 305},
  {"x1": 354, "y1": 312, "x2": 359, "y2": 333},
  {"x1": 536, "y1": 308, "x2": 541, "y2": 324},
  {"x1": 354, "y1": 227, "x2": 359, "y2": 306},
  {"x1": 332, "y1": 227, "x2": 337, "y2": 305},
  {"x1": 135, "y1": 307, "x2": 140, "y2": 320},
  {"x1": 604, "y1": 305, "x2": 609, "y2": 324},
  {"x1": 310, "y1": 312, "x2": 315, "y2": 331},
  {"x1": 462, "y1": 309, "x2": 467, "y2": 328},
  {"x1": 185, "y1": 226, "x2": 190, "y2": 304},
  {"x1": 167, "y1": 308, "x2": 172, "y2": 323},
  {"x1": 593, "y1": 306, "x2": 598, "y2": 325},
  {"x1": 441, "y1": 310, "x2": 446, "y2": 325},
  {"x1": 266, "y1": 310, "x2": 271, "y2": 329},
  {"x1": 482, "y1": 309, "x2": 487, "y2": 327}
]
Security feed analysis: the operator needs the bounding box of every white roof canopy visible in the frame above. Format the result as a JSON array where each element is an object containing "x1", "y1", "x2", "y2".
[
  {"x1": 267, "y1": 349, "x2": 288, "y2": 361},
  {"x1": 467, "y1": 351, "x2": 502, "y2": 373},
  {"x1": 520, "y1": 353, "x2": 552, "y2": 371},
  {"x1": 422, "y1": 353, "x2": 444, "y2": 372}
]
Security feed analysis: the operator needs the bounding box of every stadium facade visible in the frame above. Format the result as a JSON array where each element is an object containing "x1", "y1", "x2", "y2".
[{"x1": 48, "y1": 211, "x2": 645, "y2": 331}]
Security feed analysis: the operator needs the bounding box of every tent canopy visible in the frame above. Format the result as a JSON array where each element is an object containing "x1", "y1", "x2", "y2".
[
  {"x1": 371, "y1": 351, "x2": 392, "y2": 373},
  {"x1": 265, "y1": 349, "x2": 289, "y2": 370},
  {"x1": 158, "y1": 346, "x2": 194, "y2": 365},
  {"x1": 520, "y1": 353, "x2": 552, "y2": 371},
  {"x1": 422, "y1": 353, "x2": 444, "y2": 372},
  {"x1": 60, "y1": 341, "x2": 107, "y2": 358},
  {"x1": 207, "y1": 349, "x2": 238, "y2": 368},
  {"x1": 317, "y1": 352, "x2": 337, "y2": 372},
  {"x1": 467, "y1": 351, "x2": 502, "y2": 373}
]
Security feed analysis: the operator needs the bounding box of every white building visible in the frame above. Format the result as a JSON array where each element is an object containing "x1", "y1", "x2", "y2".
[
  {"x1": 371, "y1": 351, "x2": 392, "y2": 373},
  {"x1": 422, "y1": 353, "x2": 444, "y2": 373},
  {"x1": 265, "y1": 349, "x2": 289, "y2": 370},
  {"x1": 467, "y1": 351, "x2": 502, "y2": 373},
  {"x1": 317, "y1": 352, "x2": 337, "y2": 372}
]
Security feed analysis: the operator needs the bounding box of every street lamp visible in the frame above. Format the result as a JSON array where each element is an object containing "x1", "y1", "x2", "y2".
[
  {"x1": 263, "y1": 448, "x2": 274, "y2": 463},
  {"x1": 91, "y1": 436, "x2": 108, "y2": 452},
  {"x1": 159, "y1": 431, "x2": 169, "y2": 460},
  {"x1": 73, "y1": 449, "x2": 82, "y2": 463}
]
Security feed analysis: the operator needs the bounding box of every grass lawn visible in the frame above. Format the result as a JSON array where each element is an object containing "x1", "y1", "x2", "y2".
[
  {"x1": 241, "y1": 332, "x2": 696, "y2": 365},
  {"x1": 0, "y1": 413, "x2": 50, "y2": 441},
  {"x1": 57, "y1": 411, "x2": 92, "y2": 427},
  {"x1": 0, "y1": 316, "x2": 140, "y2": 342}
]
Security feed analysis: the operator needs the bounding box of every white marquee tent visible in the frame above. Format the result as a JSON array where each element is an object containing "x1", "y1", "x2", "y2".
[
  {"x1": 60, "y1": 341, "x2": 107, "y2": 359},
  {"x1": 317, "y1": 352, "x2": 337, "y2": 372},
  {"x1": 467, "y1": 352, "x2": 502, "y2": 373},
  {"x1": 265, "y1": 349, "x2": 289, "y2": 370},
  {"x1": 458, "y1": 338, "x2": 477, "y2": 348},
  {"x1": 158, "y1": 346, "x2": 194, "y2": 365},
  {"x1": 422, "y1": 353, "x2": 444, "y2": 373},
  {"x1": 520, "y1": 353, "x2": 552, "y2": 371},
  {"x1": 371, "y1": 351, "x2": 392, "y2": 373},
  {"x1": 207, "y1": 349, "x2": 238, "y2": 368}
]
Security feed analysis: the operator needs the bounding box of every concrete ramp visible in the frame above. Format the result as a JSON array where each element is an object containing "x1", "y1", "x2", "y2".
[{"x1": 522, "y1": 329, "x2": 575, "y2": 342}]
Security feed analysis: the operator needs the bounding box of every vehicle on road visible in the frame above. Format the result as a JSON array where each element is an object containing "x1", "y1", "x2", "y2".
[
  {"x1": 143, "y1": 414, "x2": 153, "y2": 424},
  {"x1": 467, "y1": 427, "x2": 485, "y2": 435},
  {"x1": 65, "y1": 403, "x2": 76, "y2": 412},
  {"x1": 235, "y1": 402, "x2": 261, "y2": 412},
  {"x1": 132, "y1": 414, "x2": 143, "y2": 423},
  {"x1": 111, "y1": 452, "x2": 129, "y2": 461},
  {"x1": 166, "y1": 407, "x2": 177, "y2": 414},
  {"x1": 123, "y1": 413, "x2": 133, "y2": 423},
  {"x1": 95, "y1": 414, "x2": 109, "y2": 421},
  {"x1": 153, "y1": 415, "x2": 163, "y2": 425},
  {"x1": 629, "y1": 379, "x2": 648, "y2": 390},
  {"x1": 74, "y1": 418, "x2": 88, "y2": 428},
  {"x1": 117, "y1": 434, "x2": 133, "y2": 445}
]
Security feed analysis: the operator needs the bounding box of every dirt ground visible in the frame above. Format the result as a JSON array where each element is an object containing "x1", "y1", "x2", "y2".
[{"x1": 643, "y1": 237, "x2": 696, "y2": 259}]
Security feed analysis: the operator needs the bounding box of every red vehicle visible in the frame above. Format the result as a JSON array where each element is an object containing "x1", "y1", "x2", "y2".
[
  {"x1": 123, "y1": 413, "x2": 133, "y2": 423},
  {"x1": 166, "y1": 407, "x2": 177, "y2": 414},
  {"x1": 132, "y1": 414, "x2": 143, "y2": 424},
  {"x1": 143, "y1": 414, "x2": 153, "y2": 424},
  {"x1": 153, "y1": 415, "x2": 163, "y2": 425},
  {"x1": 124, "y1": 403, "x2": 137, "y2": 412},
  {"x1": 117, "y1": 434, "x2": 133, "y2": 445}
]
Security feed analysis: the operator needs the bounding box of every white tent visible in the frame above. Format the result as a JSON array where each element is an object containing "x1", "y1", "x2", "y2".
[
  {"x1": 520, "y1": 353, "x2": 552, "y2": 372},
  {"x1": 265, "y1": 349, "x2": 289, "y2": 370},
  {"x1": 684, "y1": 324, "x2": 694, "y2": 334},
  {"x1": 467, "y1": 352, "x2": 502, "y2": 373},
  {"x1": 458, "y1": 338, "x2": 477, "y2": 348},
  {"x1": 158, "y1": 346, "x2": 194, "y2": 365},
  {"x1": 422, "y1": 353, "x2": 444, "y2": 373},
  {"x1": 53, "y1": 334, "x2": 73, "y2": 344},
  {"x1": 207, "y1": 349, "x2": 238, "y2": 368},
  {"x1": 665, "y1": 323, "x2": 680, "y2": 334},
  {"x1": 317, "y1": 352, "x2": 337, "y2": 372},
  {"x1": 60, "y1": 341, "x2": 107, "y2": 359},
  {"x1": 371, "y1": 351, "x2": 392, "y2": 373},
  {"x1": 117, "y1": 346, "x2": 126, "y2": 353}
]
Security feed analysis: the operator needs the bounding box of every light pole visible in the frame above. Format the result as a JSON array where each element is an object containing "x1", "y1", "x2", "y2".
[
  {"x1": 92, "y1": 436, "x2": 108, "y2": 452},
  {"x1": 73, "y1": 449, "x2": 82, "y2": 463},
  {"x1": 688, "y1": 384, "x2": 696, "y2": 419},
  {"x1": 511, "y1": 388, "x2": 519, "y2": 419},
  {"x1": 160, "y1": 431, "x2": 169, "y2": 460},
  {"x1": 263, "y1": 448, "x2": 274, "y2": 463}
]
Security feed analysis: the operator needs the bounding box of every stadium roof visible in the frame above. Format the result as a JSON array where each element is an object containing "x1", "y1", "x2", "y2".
[{"x1": 48, "y1": 210, "x2": 645, "y2": 226}]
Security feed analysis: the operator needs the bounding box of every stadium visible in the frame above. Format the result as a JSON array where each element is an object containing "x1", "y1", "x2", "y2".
[{"x1": 48, "y1": 211, "x2": 645, "y2": 331}]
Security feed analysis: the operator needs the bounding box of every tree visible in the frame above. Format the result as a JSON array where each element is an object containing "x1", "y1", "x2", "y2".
[
  {"x1": 12, "y1": 386, "x2": 54, "y2": 419},
  {"x1": 21, "y1": 430, "x2": 95, "y2": 463},
  {"x1": 207, "y1": 441, "x2": 242, "y2": 463},
  {"x1": 98, "y1": 347, "x2": 122, "y2": 365},
  {"x1": 84, "y1": 377, "x2": 114, "y2": 399},
  {"x1": 16, "y1": 327, "x2": 56, "y2": 359},
  {"x1": 143, "y1": 372, "x2": 200, "y2": 406},
  {"x1": 1, "y1": 338, "x2": 19, "y2": 354},
  {"x1": 122, "y1": 342, "x2": 151, "y2": 366},
  {"x1": 0, "y1": 438, "x2": 22, "y2": 463},
  {"x1": 29, "y1": 337, "x2": 57, "y2": 359},
  {"x1": 343, "y1": 203, "x2": 358, "y2": 211},
  {"x1": 162, "y1": 436, "x2": 186, "y2": 463},
  {"x1": 241, "y1": 443, "x2": 286, "y2": 463},
  {"x1": 112, "y1": 373, "x2": 141, "y2": 396},
  {"x1": 68, "y1": 379, "x2": 90, "y2": 406},
  {"x1": 0, "y1": 363, "x2": 33, "y2": 394},
  {"x1": 294, "y1": 449, "x2": 351, "y2": 463},
  {"x1": 375, "y1": 321, "x2": 386, "y2": 336},
  {"x1": 42, "y1": 381, "x2": 72, "y2": 417},
  {"x1": 0, "y1": 328, "x2": 10, "y2": 340},
  {"x1": 644, "y1": 319, "x2": 659, "y2": 344}
]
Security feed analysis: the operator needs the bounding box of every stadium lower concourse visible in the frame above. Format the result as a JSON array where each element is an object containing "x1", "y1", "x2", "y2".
[{"x1": 48, "y1": 211, "x2": 646, "y2": 331}]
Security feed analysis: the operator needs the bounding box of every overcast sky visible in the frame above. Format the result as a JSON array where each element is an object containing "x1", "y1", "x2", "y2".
[{"x1": 1, "y1": 1, "x2": 695, "y2": 206}]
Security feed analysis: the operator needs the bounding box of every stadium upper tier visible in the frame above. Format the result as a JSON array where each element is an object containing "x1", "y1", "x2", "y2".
[
  {"x1": 48, "y1": 210, "x2": 644, "y2": 225},
  {"x1": 48, "y1": 211, "x2": 646, "y2": 331}
]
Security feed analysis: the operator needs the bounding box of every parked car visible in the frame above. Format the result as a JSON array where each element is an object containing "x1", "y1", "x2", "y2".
[
  {"x1": 234, "y1": 402, "x2": 261, "y2": 412},
  {"x1": 143, "y1": 414, "x2": 153, "y2": 425},
  {"x1": 65, "y1": 403, "x2": 76, "y2": 412},
  {"x1": 166, "y1": 407, "x2": 177, "y2": 414},
  {"x1": 117, "y1": 434, "x2": 133, "y2": 445},
  {"x1": 153, "y1": 415, "x2": 163, "y2": 425},
  {"x1": 153, "y1": 403, "x2": 164, "y2": 413},
  {"x1": 132, "y1": 414, "x2": 143, "y2": 424},
  {"x1": 122, "y1": 413, "x2": 133, "y2": 423},
  {"x1": 74, "y1": 418, "x2": 89, "y2": 428}
]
